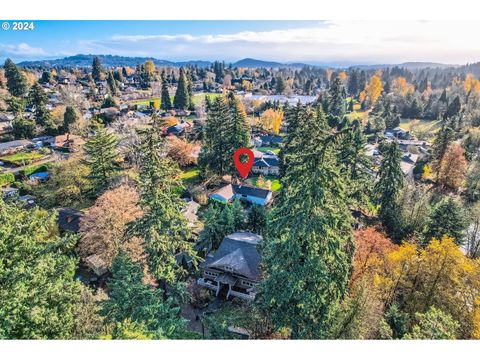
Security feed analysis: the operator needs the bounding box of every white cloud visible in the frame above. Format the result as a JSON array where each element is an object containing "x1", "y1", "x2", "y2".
[
  {"x1": 7, "y1": 21, "x2": 480, "y2": 64},
  {"x1": 0, "y1": 43, "x2": 46, "y2": 57},
  {"x1": 89, "y1": 21, "x2": 480, "y2": 64}
]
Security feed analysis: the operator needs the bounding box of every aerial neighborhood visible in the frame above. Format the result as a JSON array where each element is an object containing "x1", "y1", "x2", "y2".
[{"x1": 2, "y1": 50, "x2": 480, "y2": 341}]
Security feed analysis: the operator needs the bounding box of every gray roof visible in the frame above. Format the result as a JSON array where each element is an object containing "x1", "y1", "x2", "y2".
[
  {"x1": 201, "y1": 232, "x2": 262, "y2": 281},
  {"x1": 253, "y1": 156, "x2": 279, "y2": 167},
  {"x1": 232, "y1": 184, "x2": 271, "y2": 200},
  {"x1": 56, "y1": 207, "x2": 84, "y2": 233},
  {"x1": 0, "y1": 140, "x2": 33, "y2": 152}
]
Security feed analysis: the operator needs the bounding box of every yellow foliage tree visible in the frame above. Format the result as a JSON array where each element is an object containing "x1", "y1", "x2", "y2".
[
  {"x1": 359, "y1": 75, "x2": 383, "y2": 107},
  {"x1": 392, "y1": 77, "x2": 414, "y2": 97},
  {"x1": 144, "y1": 60, "x2": 155, "y2": 75},
  {"x1": 463, "y1": 74, "x2": 480, "y2": 94},
  {"x1": 422, "y1": 164, "x2": 431, "y2": 180},
  {"x1": 379, "y1": 236, "x2": 480, "y2": 338},
  {"x1": 260, "y1": 108, "x2": 284, "y2": 134}
]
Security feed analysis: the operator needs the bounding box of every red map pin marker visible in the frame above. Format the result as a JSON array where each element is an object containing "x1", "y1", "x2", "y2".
[{"x1": 233, "y1": 148, "x2": 254, "y2": 179}]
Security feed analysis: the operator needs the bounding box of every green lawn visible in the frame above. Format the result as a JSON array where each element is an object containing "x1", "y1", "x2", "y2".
[
  {"x1": 248, "y1": 176, "x2": 282, "y2": 192},
  {"x1": 257, "y1": 147, "x2": 280, "y2": 155},
  {"x1": 128, "y1": 92, "x2": 221, "y2": 108},
  {"x1": 0, "y1": 151, "x2": 43, "y2": 166},
  {"x1": 180, "y1": 167, "x2": 200, "y2": 186},
  {"x1": 399, "y1": 118, "x2": 442, "y2": 139}
]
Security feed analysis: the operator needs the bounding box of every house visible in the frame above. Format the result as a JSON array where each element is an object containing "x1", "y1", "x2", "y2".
[
  {"x1": 400, "y1": 152, "x2": 419, "y2": 178},
  {"x1": 85, "y1": 254, "x2": 108, "y2": 277},
  {"x1": 0, "y1": 140, "x2": 34, "y2": 155},
  {"x1": 19, "y1": 194, "x2": 37, "y2": 207},
  {"x1": 209, "y1": 184, "x2": 235, "y2": 203},
  {"x1": 53, "y1": 134, "x2": 85, "y2": 152},
  {"x1": 56, "y1": 208, "x2": 84, "y2": 233},
  {"x1": 252, "y1": 154, "x2": 279, "y2": 176},
  {"x1": 32, "y1": 136, "x2": 55, "y2": 147},
  {"x1": 0, "y1": 113, "x2": 14, "y2": 135},
  {"x1": 232, "y1": 184, "x2": 272, "y2": 206},
  {"x1": 385, "y1": 127, "x2": 410, "y2": 140},
  {"x1": 1, "y1": 186, "x2": 19, "y2": 200},
  {"x1": 29, "y1": 172, "x2": 50, "y2": 182},
  {"x1": 165, "y1": 122, "x2": 191, "y2": 136},
  {"x1": 209, "y1": 184, "x2": 272, "y2": 206},
  {"x1": 258, "y1": 135, "x2": 282, "y2": 147},
  {"x1": 182, "y1": 199, "x2": 200, "y2": 227},
  {"x1": 252, "y1": 136, "x2": 262, "y2": 148},
  {"x1": 197, "y1": 231, "x2": 262, "y2": 301}
]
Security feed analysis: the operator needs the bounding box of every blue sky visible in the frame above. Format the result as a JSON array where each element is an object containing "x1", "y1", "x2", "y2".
[{"x1": 1, "y1": 20, "x2": 479, "y2": 65}]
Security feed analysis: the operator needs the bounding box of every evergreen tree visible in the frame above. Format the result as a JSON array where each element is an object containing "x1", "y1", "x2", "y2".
[
  {"x1": 198, "y1": 95, "x2": 249, "y2": 177},
  {"x1": 107, "y1": 71, "x2": 116, "y2": 94},
  {"x1": 348, "y1": 70, "x2": 359, "y2": 96},
  {"x1": 424, "y1": 197, "x2": 466, "y2": 245},
  {"x1": 92, "y1": 56, "x2": 103, "y2": 81},
  {"x1": 6, "y1": 96, "x2": 25, "y2": 116},
  {"x1": 443, "y1": 95, "x2": 461, "y2": 120},
  {"x1": 4, "y1": 58, "x2": 28, "y2": 97},
  {"x1": 258, "y1": 107, "x2": 353, "y2": 339},
  {"x1": 275, "y1": 76, "x2": 286, "y2": 94},
  {"x1": 28, "y1": 82, "x2": 53, "y2": 129},
  {"x1": 101, "y1": 252, "x2": 185, "y2": 339},
  {"x1": 247, "y1": 204, "x2": 267, "y2": 235},
  {"x1": 375, "y1": 141, "x2": 404, "y2": 238},
  {"x1": 198, "y1": 201, "x2": 245, "y2": 253},
  {"x1": 84, "y1": 125, "x2": 119, "y2": 194},
  {"x1": 230, "y1": 199, "x2": 245, "y2": 230},
  {"x1": 432, "y1": 120, "x2": 455, "y2": 181},
  {"x1": 160, "y1": 70, "x2": 172, "y2": 110},
  {"x1": 40, "y1": 70, "x2": 53, "y2": 84},
  {"x1": 328, "y1": 77, "x2": 346, "y2": 117},
  {"x1": 337, "y1": 120, "x2": 373, "y2": 207},
  {"x1": 12, "y1": 116, "x2": 35, "y2": 139},
  {"x1": 278, "y1": 103, "x2": 308, "y2": 177},
  {"x1": 0, "y1": 200, "x2": 81, "y2": 339},
  {"x1": 173, "y1": 68, "x2": 190, "y2": 110},
  {"x1": 62, "y1": 105, "x2": 78, "y2": 138},
  {"x1": 127, "y1": 117, "x2": 197, "y2": 290}
]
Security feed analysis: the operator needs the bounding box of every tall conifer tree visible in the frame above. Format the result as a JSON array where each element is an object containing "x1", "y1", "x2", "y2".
[{"x1": 258, "y1": 107, "x2": 353, "y2": 339}]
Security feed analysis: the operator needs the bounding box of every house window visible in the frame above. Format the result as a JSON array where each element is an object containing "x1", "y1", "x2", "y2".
[
  {"x1": 204, "y1": 271, "x2": 217, "y2": 277},
  {"x1": 224, "y1": 266, "x2": 233, "y2": 272},
  {"x1": 242, "y1": 280, "x2": 254, "y2": 287}
]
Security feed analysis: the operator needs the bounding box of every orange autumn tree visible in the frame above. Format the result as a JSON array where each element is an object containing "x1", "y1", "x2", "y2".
[
  {"x1": 166, "y1": 137, "x2": 199, "y2": 167},
  {"x1": 351, "y1": 227, "x2": 397, "y2": 286},
  {"x1": 332, "y1": 227, "x2": 396, "y2": 339},
  {"x1": 437, "y1": 143, "x2": 468, "y2": 190},
  {"x1": 378, "y1": 236, "x2": 480, "y2": 339},
  {"x1": 360, "y1": 74, "x2": 383, "y2": 107},
  {"x1": 78, "y1": 185, "x2": 145, "y2": 269}
]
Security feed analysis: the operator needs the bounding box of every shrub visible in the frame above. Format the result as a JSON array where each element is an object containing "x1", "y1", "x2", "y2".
[{"x1": 0, "y1": 172, "x2": 15, "y2": 186}]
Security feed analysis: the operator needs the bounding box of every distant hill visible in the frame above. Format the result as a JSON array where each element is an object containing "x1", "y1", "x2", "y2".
[
  {"x1": 17, "y1": 55, "x2": 316, "y2": 69},
  {"x1": 233, "y1": 58, "x2": 284, "y2": 68},
  {"x1": 16, "y1": 54, "x2": 458, "y2": 71},
  {"x1": 17, "y1": 54, "x2": 212, "y2": 68},
  {"x1": 352, "y1": 62, "x2": 457, "y2": 70}
]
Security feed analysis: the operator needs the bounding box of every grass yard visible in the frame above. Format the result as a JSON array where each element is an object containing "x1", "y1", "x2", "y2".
[
  {"x1": 347, "y1": 110, "x2": 369, "y2": 124},
  {"x1": 399, "y1": 118, "x2": 442, "y2": 140},
  {"x1": 257, "y1": 147, "x2": 280, "y2": 155},
  {"x1": 191, "y1": 92, "x2": 222, "y2": 106},
  {"x1": 180, "y1": 167, "x2": 201, "y2": 186},
  {"x1": 248, "y1": 176, "x2": 282, "y2": 192},
  {"x1": 0, "y1": 151, "x2": 44, "y2": 166},
  {"x1": 128, "y1": 92, "x2": 221, "y2": 108}
]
